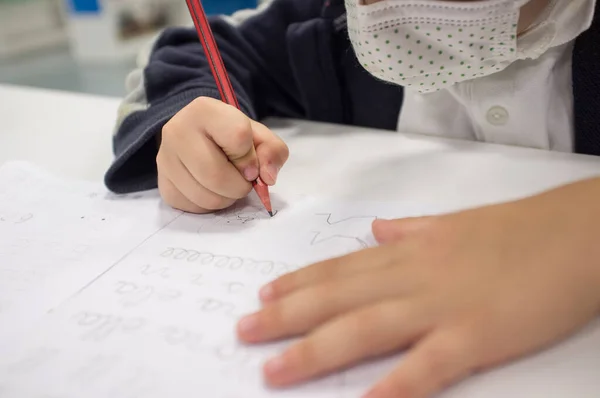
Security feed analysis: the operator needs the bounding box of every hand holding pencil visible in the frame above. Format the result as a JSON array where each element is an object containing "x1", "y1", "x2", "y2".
[
  {"x1": 157, "y1": 96, "x2": 289, "y2": 214},
  {"x1": 155, "y1": 2, "x2": 289, "y2": 215}
]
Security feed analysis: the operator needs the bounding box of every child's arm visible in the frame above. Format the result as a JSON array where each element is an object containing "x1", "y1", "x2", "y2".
[{"x1": 104, "y1": 0, "x2": 324, "y2": 194}]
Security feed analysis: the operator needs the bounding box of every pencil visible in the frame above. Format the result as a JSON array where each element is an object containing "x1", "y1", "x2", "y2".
[{"x1": 184, "y1": 0, "x2": 274, "y2": 217}]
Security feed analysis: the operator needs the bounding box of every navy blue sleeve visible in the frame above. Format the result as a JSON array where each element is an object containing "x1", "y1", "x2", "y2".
[{"x1": 104, "y1": 0, "x2": 325, "y2": 193}]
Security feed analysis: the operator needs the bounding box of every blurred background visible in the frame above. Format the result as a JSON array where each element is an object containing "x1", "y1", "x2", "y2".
[{"x1": 0, "y1": 0, "x2": 261, "y2": 97}]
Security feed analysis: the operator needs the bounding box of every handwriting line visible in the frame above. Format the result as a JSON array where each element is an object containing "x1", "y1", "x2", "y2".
[{"x1": 57, "y1": 212, "x2": 185, "y2": 309}]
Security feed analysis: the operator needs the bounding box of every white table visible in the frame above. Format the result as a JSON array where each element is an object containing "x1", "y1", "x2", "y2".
[
  {"x1": 4, "y1": 83, "x2": 600, "y2": 209},
  {"x1": 0, "y1": 84, "x2": 117, "y2": 181},
  {"x1": 2, "y1": 83, "x2": 600, "y2": 397}
]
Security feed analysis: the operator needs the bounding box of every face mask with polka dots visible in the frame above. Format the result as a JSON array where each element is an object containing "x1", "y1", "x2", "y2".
[{"x1": 345, "y1": 0, "x2": 529, "y2": 93}]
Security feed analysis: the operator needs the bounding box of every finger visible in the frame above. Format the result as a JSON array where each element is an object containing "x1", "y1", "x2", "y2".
[
  {"x1": 158, "y1": 150, "x2": 235, "y2": 211},
  {"x1": 238, "y1": 267, "x2": 418, "y2": 343},
  {"x1": 363, "y1": 330, "x2": 475, "y2": 398},
  {"x1": 261, "y1": 300, "x2": 430, "y2": 387},
  {"x1": 372, "y1": 217, "x2": 435, "y2": 245},
  {"x1": 175, "y1": 128, "x2": 253, "y2": 199},
  {"x1": 252, "y1": 121, "x2": 289, "y2": 186},
  {"x1": 189, "y1": 97, "x2": 259, "y2": 180},
  {"x1": 157, "y1": 173, "x2": 207, "y2": 214},
  {"x1": 259, "y1": 243, "x2": 408, "y2": 302}
]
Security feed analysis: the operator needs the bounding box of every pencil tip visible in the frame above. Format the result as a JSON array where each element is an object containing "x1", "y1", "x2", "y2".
[{"x1": 268, "y1": 211, "x2": 274, "y2": 217}]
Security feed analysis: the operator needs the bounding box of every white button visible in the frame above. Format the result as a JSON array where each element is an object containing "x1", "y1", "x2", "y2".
[{"x1": 486, "y1": 106, "x2": 509, "y2": 126}]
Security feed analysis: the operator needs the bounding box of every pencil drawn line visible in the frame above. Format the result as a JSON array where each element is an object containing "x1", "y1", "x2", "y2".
[
  {"x1": 310, "y1": 213, "x2": 377, "y2": 249},
  {"x1": 310, "y1": 232, "x2": 370, "y2": 249},
  {"x1": 71, "y1": 312, "x2": 146, "y2": 342},
  {"x1": 222, "y1": 209, "x2": 278, "y2": 224},
  {"x1": 315, "y1": 213, "x2": 378, "y2": 225},
  {"x1": 198, "y1": 204, "x2": 279, "y2": 229},
  {"x1": 160, "y1": 247, "x2": 296, "y2": 277}
]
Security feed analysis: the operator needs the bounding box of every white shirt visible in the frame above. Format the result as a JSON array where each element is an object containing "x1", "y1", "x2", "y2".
[{"x1": 397, "y1": 0, "x2": 596, "y2": 153}]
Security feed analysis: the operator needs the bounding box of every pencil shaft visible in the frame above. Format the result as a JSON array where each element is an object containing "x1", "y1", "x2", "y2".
[{"x1": 185, "y1": 0, "x2": 240, "y2": 108}]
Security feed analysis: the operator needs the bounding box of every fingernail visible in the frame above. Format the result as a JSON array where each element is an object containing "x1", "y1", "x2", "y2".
[
  {"x1": 238, "y1": 314, "x2": 259, "y2": 337},
  {"x1": 243, "y1": 166, "x2": 259, "y2": 181},
  {"x1": 264, "y1": 355, "x2": 288, "y2": 379},
  {"x1": 259, "y1": 283, "x2": 275, "y2": 302},
  {"x1": 265, "y1": 164, "x2": 280, "y2": 183}
]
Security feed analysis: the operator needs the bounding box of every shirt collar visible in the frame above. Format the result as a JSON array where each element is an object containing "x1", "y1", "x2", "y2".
[{"x1": 517, "y1": 0, "x2": 596, "y2": 60}]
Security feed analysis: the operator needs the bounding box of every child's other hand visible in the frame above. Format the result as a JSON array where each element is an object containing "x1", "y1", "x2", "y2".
[
  {"x1": 237, "y1": 179, "x2": 600, "y2": 398},
  {"x1": 157, "y1": 97, "x2": 289, "y2": 213}
]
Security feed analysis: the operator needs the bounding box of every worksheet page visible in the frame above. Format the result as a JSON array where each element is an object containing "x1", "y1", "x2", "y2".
[
  {"x1": 0, "y1": 162, "x2": 181, "y2": 341},
  {"x1": 0, "y1": 162, "x2": 598, "y2": 398}
]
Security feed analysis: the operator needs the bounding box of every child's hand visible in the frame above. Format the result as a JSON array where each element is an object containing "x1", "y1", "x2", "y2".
[
  {"x1": 237, "y1": 179, "x2": 600, "y2": 398},
  {"x1": 157, "y1": 97, "x2": 289, "y2": 213}
]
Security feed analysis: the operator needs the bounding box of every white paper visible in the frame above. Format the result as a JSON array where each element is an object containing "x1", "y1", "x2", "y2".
[
  {"x1": 0, "y1": 162, "x2": 183, "y2": 342},
  {"x1": 0, "y1": 162, "x2": 599, "y2": 398}
]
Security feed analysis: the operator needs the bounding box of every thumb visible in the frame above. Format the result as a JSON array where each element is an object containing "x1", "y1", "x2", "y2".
[
  {"x1": 252, "y1": 121, "x2": 290, "y2": 186},
  {"x1": 229, "y1": 144, "x2": 260, "y2": 182},
  {"x1": 221, "y1": 124, "x2": 260, "y2": 182},
  {"x1": 372, "y1": 216, "x2": 434, "y2": 244},
  {"x1": 199, "y1": 98, "x2": 260, "y2": 182}
]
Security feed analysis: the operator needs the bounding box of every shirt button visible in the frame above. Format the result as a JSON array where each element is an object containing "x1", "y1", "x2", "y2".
[{"x1": 486, "y1": 106, "x2": 509, "y2": 126}]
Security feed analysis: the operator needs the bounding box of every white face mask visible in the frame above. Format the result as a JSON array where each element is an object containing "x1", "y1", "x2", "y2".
[{"x1": 345, "y1": 0, "x2": 530, "y2": 93}]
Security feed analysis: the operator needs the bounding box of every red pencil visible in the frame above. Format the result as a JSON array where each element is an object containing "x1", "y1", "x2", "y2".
[{"x1": 184, "y1": 0, "x2": 274, "y2": 217}]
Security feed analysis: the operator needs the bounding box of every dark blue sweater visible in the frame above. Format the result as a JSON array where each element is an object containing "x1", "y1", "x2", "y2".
[{"x1": 104, "y1": 0, "x2": 600, "y2": 194}]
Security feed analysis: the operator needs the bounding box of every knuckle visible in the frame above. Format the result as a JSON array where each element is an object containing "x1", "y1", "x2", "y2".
[
  {"x1": 156, "y1": 151, "x2": 166, "y2": 171},
  {"x1": 448, "y1": 329, "x2": 479, "y2": 371},
  {"x1": 204, "y1": 167, "x2": 230, "y2": 187},
  {"x1": 257, "y1": 129, "x2": 289, "y2": 156},
  {"x1": 310, "y1": 285, "x2": 334, "y2": 308},
  {"x1": 278, "y1": 141, "x2": 290, "y2": 162},
  {"x1": 262, "y1": 141, "x2": 289, "y2": 163},
  {"x1": 161, "y1": 120, "x2": 184, "y2": 143},
  {"x1": 417, "y1": 219, "x2": 452, "y2": 263},
  {"x1": 190, "y1": 96, "x2": 213, "y2": 110},
  {"x1": 203, "y1": 169, "x2": 251, "y2": 200},
  {"x1": 423, "y1": 340, "x2": 465, "y2": 384},
  {"x1": 288, "y1": 339, "x2": 319, "y2": 368},
  {"x1": 228, "y1": 119, "x2": 253, "y2": 150},
  {"x1": 302, "y1": 258, "x2": 343, "y2": 283},
  {"x1": 263, "y1": 303, "x2": 287, "y2": 330},
  {"x1": 269, "y1": 273, "x2": 295, "y2": 296},
  {"x1": 346, "y1": 311, "x2": 378, "y2": 341},
  {"x1": 321, "y1": 260, "x2": 346, "y2": 280},
  {"x1": 426, "y1": 346, "x2": 453, "y2": 377},
  {"x1": 161, "y1": 122, "x2": 174, "y2": 139}
]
